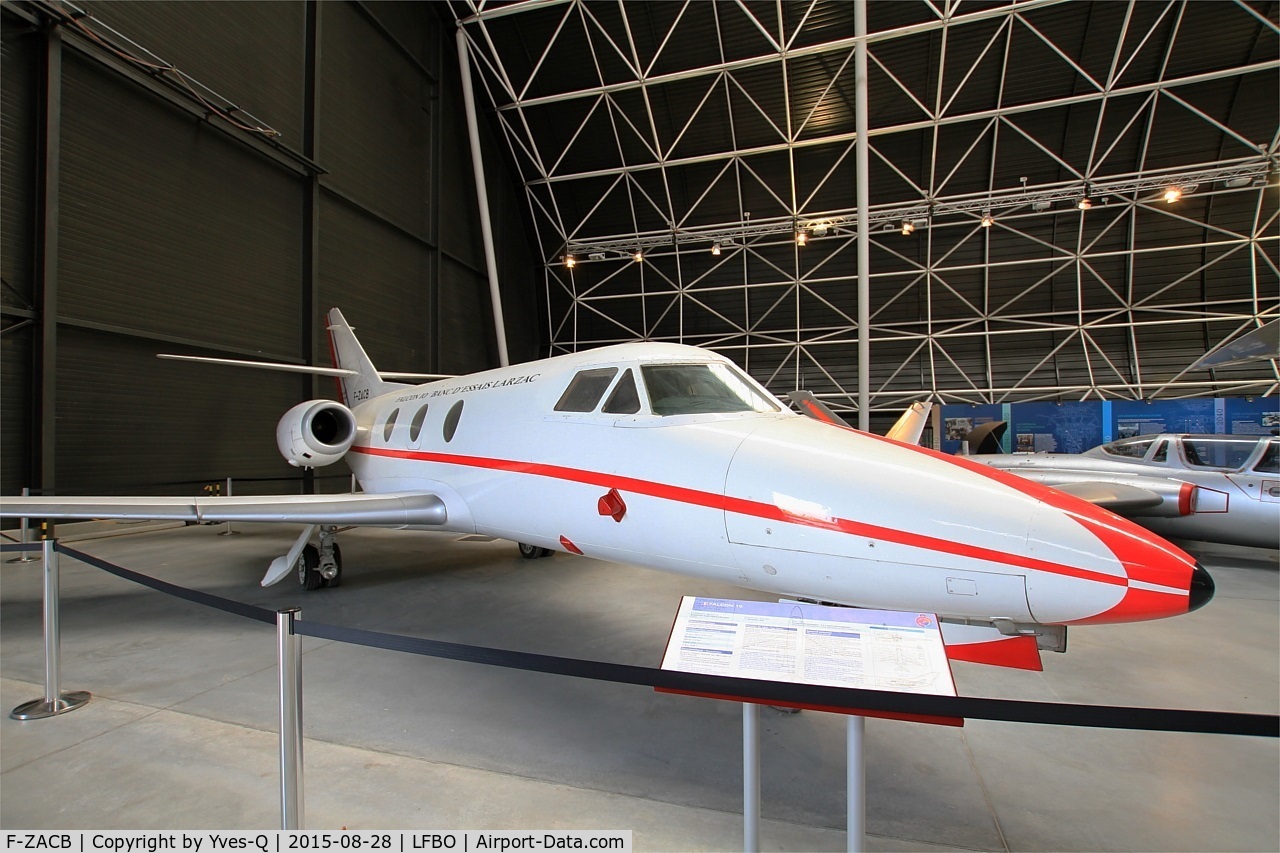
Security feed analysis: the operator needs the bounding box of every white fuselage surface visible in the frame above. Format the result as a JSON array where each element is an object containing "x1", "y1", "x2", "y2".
[{"x1": 344, "y1": 343, "x2": 1209, "y2": 628}]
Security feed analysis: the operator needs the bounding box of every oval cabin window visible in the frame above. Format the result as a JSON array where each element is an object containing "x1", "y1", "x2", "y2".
[{"x1": 443, "y1": 400, "x2": 464, "y2": 443}]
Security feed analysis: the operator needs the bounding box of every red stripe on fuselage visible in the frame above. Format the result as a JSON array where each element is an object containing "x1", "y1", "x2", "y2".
[
  {"x1": 851, "y1": 430, "x2": 1197, "y2": 591},
  {"x1": 350, "y1": 445, "x2": 1132, "y2": 590}
]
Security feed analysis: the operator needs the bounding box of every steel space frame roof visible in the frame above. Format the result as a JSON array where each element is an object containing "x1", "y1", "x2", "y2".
[{"x1": 452, "y1": 0, "x2": 1279, "y2": 411}]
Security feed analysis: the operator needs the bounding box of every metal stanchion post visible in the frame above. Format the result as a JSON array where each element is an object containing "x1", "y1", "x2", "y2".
[
  {"x1": 278, "y1": 607, "x2": 304, "y2": 829},
  {"x1": 218, "y1": 477, "x2": 239, "y2": 536},
  {"x1": 8, "y1": 489, "x2": 38, "y2": 563},
  {"x1": 847, "y1": 715, "x2": 866, "y2": 853},
  {"x1": 11, "y1": 540, "x2": 91, "y2": 719},
  {"x1": 743, "y1": 702, "x2": 760, "y2": 853}
]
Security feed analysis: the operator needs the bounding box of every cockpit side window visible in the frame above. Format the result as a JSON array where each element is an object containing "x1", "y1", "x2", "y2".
[
  {"x1": 602, "y1": 369, "x2": 641, "y2": 414},
  {"x1": 1250, "y1": 440, "x2": 1278, "y2": 474},
  {"x1": 1182, "y1": 437, "x2": 1258, "y2": 469},
  {"x1": 1151, "y1": 440, "x2": 1168, "y2": 463},
  {"x1": 554, "y1": 368, "x2": 619, "y2": 412},
  {"x1": 641, "y1": 362, "x2": 780, "y2": 416},
  {"x1": 1102, "y1": 438, "x2": 1153, "y2": 459}
]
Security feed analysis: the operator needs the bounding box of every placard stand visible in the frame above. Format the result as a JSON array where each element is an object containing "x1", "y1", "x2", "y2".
[
  {"x1": 847, "y1": 714, "x2": 865, "y2": 852},
  {"x1": 662, "y1": 597, "x2": 958, "y2": 853},
  {"x1": 743, "y1": 703, "x2": 760, "y2": 851}
]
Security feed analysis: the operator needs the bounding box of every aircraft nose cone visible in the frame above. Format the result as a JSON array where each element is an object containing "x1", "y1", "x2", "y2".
[{"x1": 1188, "y1": 562, "x2": 1215, "y2": 613}]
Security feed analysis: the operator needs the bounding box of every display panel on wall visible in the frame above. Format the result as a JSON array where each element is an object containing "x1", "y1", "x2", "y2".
[{"x1": 942, "y1": 397, "x2": 1280, "y2": 455}]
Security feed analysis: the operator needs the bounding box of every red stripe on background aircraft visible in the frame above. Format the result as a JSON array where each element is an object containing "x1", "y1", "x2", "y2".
[{"x1": 1, "y1": 309, "x2": 1214, "y2": 670}]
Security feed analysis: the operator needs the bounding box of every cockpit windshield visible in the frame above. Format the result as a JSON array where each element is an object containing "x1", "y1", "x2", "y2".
[
  {"x1": 641, "y1": 363, "x2": 779, "y2": 416},
  {"x1": 1101, "y1": 437, "x2": 1154, "y2": 459},
  {"x1": 1250, "y1": 440, "x2": 1278, "y2": 474}
]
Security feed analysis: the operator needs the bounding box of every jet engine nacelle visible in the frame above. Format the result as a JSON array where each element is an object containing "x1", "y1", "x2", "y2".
[{"x1": 276, "y1": 400, "x2": 357, "y2": 468}]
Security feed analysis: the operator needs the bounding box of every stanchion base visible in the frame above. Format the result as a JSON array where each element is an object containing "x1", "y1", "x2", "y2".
[
  {"x1": 217, "y1": 530, "x2": 241, "y2": 536},
  {"x1": 6, "y1": 555, "x2": 39, "y2": 563},
  {"x1": 10, "y1": 691, "x2": 91, "y2": 720}
]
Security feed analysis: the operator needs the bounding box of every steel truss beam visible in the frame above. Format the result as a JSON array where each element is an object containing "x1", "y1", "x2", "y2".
[{"x1": 453, "y1": 0, "x2": 1280, "y2": 412}]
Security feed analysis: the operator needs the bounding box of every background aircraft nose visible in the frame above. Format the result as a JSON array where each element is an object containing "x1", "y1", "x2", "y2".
[{"x1": 1188, "y1": 563, "x2": 1215, "y2": 612}]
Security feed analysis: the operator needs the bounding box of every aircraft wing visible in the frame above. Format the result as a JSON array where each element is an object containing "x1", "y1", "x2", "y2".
[
  {"x1": 1190, "y1": 319, "x2": 1279, "y2": 369},
  {"x1": 1047, "y1": 481, "x2": 1164, "y2": 513},
  {"x1": 0, "y1": 492, "x2": 447, "y2": 526}
]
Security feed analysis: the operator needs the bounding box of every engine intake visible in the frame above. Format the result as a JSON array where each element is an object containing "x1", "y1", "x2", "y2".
[{"x1": 277, "y1": 400, "x2": 357, "y2": 468}]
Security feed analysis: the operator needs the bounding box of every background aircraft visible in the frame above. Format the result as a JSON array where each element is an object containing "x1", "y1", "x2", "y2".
[
  {"x1": 1, "y1": 309, "x2": 1215, "y2": 670},
  {"x1": 970, "y1": 433, "x2": 1279, "y2": 550}
]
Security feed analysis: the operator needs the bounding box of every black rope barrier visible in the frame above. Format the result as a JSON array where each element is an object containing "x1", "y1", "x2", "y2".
[
  {"x1": 27, "y1": 542, "x2": 1279, "y2": 738},
  {"x1": 296, "y1": 620, "x2": 1277, "y2": 737},
  {"x1": 56, "y1": 544, "x2": 277, "y2": 625}
]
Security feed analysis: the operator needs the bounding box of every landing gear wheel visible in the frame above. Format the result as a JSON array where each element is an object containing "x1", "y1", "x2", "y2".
[
  {"x1": 322, "y1": 542, "x2": 343, "y2": 588},
  {"x1": 518, "y1": 542, "x2": 552, "y2": 560},
  {"x1": 297, "y1": 544, "x2": 324, "y2": 591}
]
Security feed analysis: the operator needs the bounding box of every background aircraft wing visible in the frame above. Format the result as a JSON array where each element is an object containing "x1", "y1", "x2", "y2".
[
  {"x1": 0, "y1": 492, "x2": 446, "y2": 526},
  {"x1": 1189, "y1": 319, "x2": 1279, "y2": 369},
  {"x1": 1050, "y1": 481, "x2": 1164, "y2": 513},
  {"x1": 787, "y1": 390, "x2": 848, "y2": 426}
]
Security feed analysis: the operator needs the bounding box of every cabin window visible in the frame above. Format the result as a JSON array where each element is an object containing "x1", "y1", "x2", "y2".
[
  {"x1": 383, "y1": 408, "x2": 399, "y2": 443},
  {"x1": 641, "y1": 363, "x2": 779, "y2": 416},
  {"x1": 555, "y1": 368, "x2": 618, "y2": 412},
  {"x1": 1182, "y1": 436, "x2": 1262, "y2": 469},
  {"x1": 1252, "y1": 441, "x2": 1279, "y2": 475},
  {"x1": 1101, "y1": 438, "x2": 1152, "y2": 459},
  {"x1": 1151, "y1": 441, "x2": 1168, "y2": 463},
  {"x1": 443, "y1": 400, "x2": 464, "y2": 442},
  {"x1": 408, "y1": 404, "x2": 430, "y2": 444},
  {"x1": 602, "y1": 369, "x2": 641, "y2": 414}
]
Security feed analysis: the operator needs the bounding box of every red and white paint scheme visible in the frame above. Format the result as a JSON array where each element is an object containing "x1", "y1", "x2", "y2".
[{"x1": 2, "y1": 309, "x2": 1214, "y2": 669}]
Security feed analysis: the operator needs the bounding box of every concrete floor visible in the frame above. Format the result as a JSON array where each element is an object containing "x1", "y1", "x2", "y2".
[{"x1": 1, "y1": 522, "x2": 1276, "y2": 851}]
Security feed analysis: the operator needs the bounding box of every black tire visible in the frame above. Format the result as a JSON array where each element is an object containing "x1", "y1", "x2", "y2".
[
  {"x1": 323, "y1": 542, "x2": 343, "y2": 588},
  {"x1": 518, "y1": 542, "x2": 552, "y2": 560},
  {"x1": 298, "y1": 544, "x2": 324, "y2": 591}
]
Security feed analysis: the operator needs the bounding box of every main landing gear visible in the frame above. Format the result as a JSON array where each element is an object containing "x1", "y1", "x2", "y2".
[
  {"x1": 517, "y1": 542, "x2": 553, "y2": 560},
  {"x1": 297, "y1": 525, "x2": 344, "y2": 590}
]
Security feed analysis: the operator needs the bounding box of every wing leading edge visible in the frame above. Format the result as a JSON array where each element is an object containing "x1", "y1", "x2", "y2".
[{"x1": 0, "y1": 492, "x2": 447, "y2": 527}]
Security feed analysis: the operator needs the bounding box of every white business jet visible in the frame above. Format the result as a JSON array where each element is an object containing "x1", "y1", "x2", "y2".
[{"x1": 1, "y1": 309, "x2": 1214, "y2": 670}]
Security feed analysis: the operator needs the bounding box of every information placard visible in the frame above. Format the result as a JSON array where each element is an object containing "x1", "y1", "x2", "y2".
[{"x1": 661, "y1": 597, "x2": 956, "y2": 696}]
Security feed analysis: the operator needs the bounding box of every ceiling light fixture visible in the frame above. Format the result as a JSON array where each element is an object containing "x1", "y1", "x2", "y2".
[
  {"x1": 1077, "y1": 194, "x2": 1092, "y2": 210},
  {"x1": 1163, "y1": 186, "x2": 1183, "y2": 203},
  {"x1": 711, "y1": 243, "x2": 721, "y2": 256},
  {"x1": 1032, "y1": 200, "x2": 1052, "y2": 212},
  {"x1": 633, "y1": 249, "x2": 643, "y2": 263},
  {"x1": 795, "y1": 229, "x2": 808, "y2": 246},
  {"x1": 563, "y1": 254, "x2": 576, "y2": 268},
  {"x1": 980, "y1": 211, "x2": 994, "y2": 227},
  {"x1": 900, "y1": 220, "x2": 915, "y2": 235}
]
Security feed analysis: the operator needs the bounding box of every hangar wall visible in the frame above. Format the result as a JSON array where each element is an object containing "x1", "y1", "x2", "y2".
[{"x1": 0, "y1": 1, "x2": 538, "y2": 500}]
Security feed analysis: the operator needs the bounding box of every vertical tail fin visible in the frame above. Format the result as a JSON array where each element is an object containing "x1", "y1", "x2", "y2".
[
  {"x1": 326, "y1": 308, "x2": 400, "y2": 406},
  {"x1": 885, "y1": 401, "x2": 933, "y2": 445}
]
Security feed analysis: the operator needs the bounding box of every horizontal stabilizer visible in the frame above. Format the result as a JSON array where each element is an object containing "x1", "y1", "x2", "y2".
[
  {"x1": 159, "y1": 353, "x2": 357, "y2": 377},
  {"x1": 0, "y1": 492, "x2": 447, "y2": 527},
  {"x1": 159, "y1": 354, "x2": 451, "y2": 384}
]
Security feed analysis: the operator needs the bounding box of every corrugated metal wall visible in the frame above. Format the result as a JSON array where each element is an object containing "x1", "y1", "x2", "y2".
[{"x1": 0, "y1": 1, "x2": 538, "y2": 502}]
